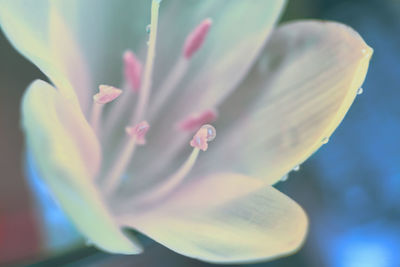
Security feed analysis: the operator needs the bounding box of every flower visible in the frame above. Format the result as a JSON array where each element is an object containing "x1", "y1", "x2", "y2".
[{"x1": 0, "y1": 0, "x2": 372, "y2": 264}]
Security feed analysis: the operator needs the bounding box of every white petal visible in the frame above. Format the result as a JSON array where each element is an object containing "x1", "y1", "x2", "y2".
[
  {"x1": 22, "y1": 80, "x2": 141, "y2": 254},
  {"x1": 196, "y1": 20, "x2": 373, "y2": 184},
  {"x1": 118, "y1": 173, "x2": 307, "y2": 263}
]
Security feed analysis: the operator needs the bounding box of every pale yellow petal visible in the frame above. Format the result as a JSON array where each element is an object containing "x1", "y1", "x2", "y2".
[
  {"x1": 22, "y1": 80, "x2": 142, "y2": 254},
  {"x1": 118, "y1": 173, "x2": 307, "y2": 263}
]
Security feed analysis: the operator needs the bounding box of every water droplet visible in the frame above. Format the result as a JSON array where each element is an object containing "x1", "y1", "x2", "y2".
[
  {"x1": 322, "y1": 137, "x2": 329, "y2": 144},
  {"x1": 357, "y1": 87, "x2": 363, "y2": 95},
  {"x1": 146, "y1": 24, "x2": 151, "y2": 34},
  {"x1": 201, "y1": 124, "x2": 216, "y2": 141},
  {"x1": 293, "y1": 165, "x2": 300, "y2": 172},
  {"x1": 280, "y1": 174, "x2": 289, "y2": 182}
]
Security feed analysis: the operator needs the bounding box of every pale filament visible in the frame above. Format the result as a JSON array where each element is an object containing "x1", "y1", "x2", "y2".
[
  {"x1": 147, "y1": 58, "x2": 189, "y2": 121},
  {"x1": 129, "y1": 124, "x2": 215, "y2": 205},
  {"x1": 103, "y1": 137, "x2": 138, "y2": 195},
  {"x1": 132, "y1": 0, "x2": 161, "y2": 125},
  {"x1": 103, "y1": 121, "x2": 150, "y2": 195},
  {"x1": 132, "y1": 147, "x2": 200, "y2": 205}
]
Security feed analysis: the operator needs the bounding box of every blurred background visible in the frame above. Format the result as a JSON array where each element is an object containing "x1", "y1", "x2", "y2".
[{"x1": 0, "y1": 0, "x2": 399, "y2": 266}]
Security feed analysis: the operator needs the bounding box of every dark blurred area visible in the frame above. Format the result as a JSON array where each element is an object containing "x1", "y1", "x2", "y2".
[{"x1": 1, "y1": 0, "x2": 399, "y2": 266}]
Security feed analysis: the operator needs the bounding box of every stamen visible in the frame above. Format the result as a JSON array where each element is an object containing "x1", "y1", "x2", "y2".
[
  {"x1": 132, "y1": 0, "x2": 161, "y2": 124},
  {"x1": 190, "y1": 124, "x2": 216, "y2": 151},
  {"x1": 123, "y1": 50, "x2": 142, "y2": 92},
  {"x1": 103, "y1": 121, "x2": 150, "y2": 194},
  {"x1": 178, "y1": 109, "x2": 217, "y2": 132},
  {"x1": 125, "y1": 121, "x2": 150, "y2": 145},
  {"x1": 93, "y1": 85, "x2": 122, "y2": 104},
  {"x1": 132, "y1": 124, "x2": 216, "y2": 205},
  {"x1": 183, "y1": 18, "x2": 212, "y2": 59},
  {"x1": 91, "y1": 85, "x2": 122, "y2": 133}
]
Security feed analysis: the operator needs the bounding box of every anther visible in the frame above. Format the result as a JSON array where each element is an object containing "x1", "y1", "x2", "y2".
[
  {"x1": 178, "y1": 109, "x2": 217, "y2": 132},
  {"x1": 190, "y1": 124, "x2": 216, "y2": 151},
  {"x1": 123, "y1": 50, "x2": 143, "y2": 92},
  {"x1": 93, "y1": 85, "x2": 122, "y2": 104},
  {"x1": 125, "y1": 121, "x2": 150, "y2": 145},
  {"x1": 183, "y1": 18, "x2": 212, "y2": 59},
  {"x1": 91, "y1": 85, "x2": 122, "y2": 134}
]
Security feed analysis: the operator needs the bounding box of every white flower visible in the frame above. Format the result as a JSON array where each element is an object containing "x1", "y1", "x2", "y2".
[{"x1": 0, "y1": 0, "x2": 372, "y2": 263}]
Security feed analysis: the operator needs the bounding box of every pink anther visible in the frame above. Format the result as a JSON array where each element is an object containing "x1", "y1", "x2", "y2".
[
  {"x1": 93, "y1": 85, "x2": 122, "y2": 104},
  {"x1": 190, "y1": 127, "x2": 209, "y2": 151},
  {"x1": 178, "y1": 109, "x2": 217, "y2": 132},
  {"x1": 183, "y1": 18, "x2": 212, "y2": 59},
  {"x1": 126, "y1": 121, "x2": 150, "y2": 145},
  {"x1": 123, "y1": 50, "x2": 143, "y2": 92}
]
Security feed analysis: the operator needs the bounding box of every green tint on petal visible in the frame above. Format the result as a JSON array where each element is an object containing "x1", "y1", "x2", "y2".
[
  {"x1": 22, "y1": 80, "x2": 142, "y2": 254},
  {"x1": 197, "y1": 20, "x2": 373, "y2": 185},
  {"x1": 118, "y1": 173, "x2": 307, "y2": 263}
]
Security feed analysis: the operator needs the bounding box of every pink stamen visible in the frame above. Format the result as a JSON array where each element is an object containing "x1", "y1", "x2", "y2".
[
  {"x1": 183, "y1": 18, "x2": 212, "y2": 59},
  {"x1": 93, "y1": 85, "x2": 122, "y2": 104},
  {"x1": 178, "y1": 109, "x2": 217, "y2": 132},
  {"x1": 123, "y1": 50, "x2": 143, "y2": 91},
  {"x1": 126, "y1": 121, "x2": 150, "y2": 145},
  {"x1": 190, "y1": 127, "x2": 209, "y2": 151}
]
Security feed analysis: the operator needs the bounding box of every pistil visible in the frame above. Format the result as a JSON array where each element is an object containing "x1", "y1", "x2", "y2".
[{"x1": 132, "y1": 0, "x2": 161, "y2": 124}]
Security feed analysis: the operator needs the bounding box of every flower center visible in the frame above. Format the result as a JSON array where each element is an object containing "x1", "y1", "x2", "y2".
[{"x1": 89, "y1": 0, "x2": 216, "y2": 195}]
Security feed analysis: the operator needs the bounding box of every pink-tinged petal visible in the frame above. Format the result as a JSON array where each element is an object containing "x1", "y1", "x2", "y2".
[
  {"x1": 117, "y1": 173, "x2": 307, "y2": 263},
  {"x1": 126, "y1": 0, "x2": 287, "y2": 191},
  {"x1": 196, "y1": 21, "x2": 373, "y2": 184},
  {"x1": 22, "y1": 80, "x2": 142, "y2": 254}
]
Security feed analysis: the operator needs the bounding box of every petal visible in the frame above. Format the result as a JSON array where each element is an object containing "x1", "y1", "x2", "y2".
[
  {"x1": 195, "y1": 20, "x2": 373, "y2": 184},
  {"x1": 118, "y1": 173, "x2": 308, "y2": 263},
  {"x1": 126, "y1": 0, "x2": 287, "y2": 191},
  {"x1": 0, "y1": 0, "x2": 150, "y2": 112},
  {"x1": 22, "y1": 80, "x2": 141, "y2": 254},
  {"x1": 0, "y1": 1, "x2": 91, "y2": 111}
]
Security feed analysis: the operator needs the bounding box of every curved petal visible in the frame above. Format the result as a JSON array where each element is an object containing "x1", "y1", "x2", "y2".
[
  {"x1": 0, "y1": 1, "x2": 91, "y2": 111},
  {"x1": 22, "y1": 80, "x2": 141, "y2": 254},
  {"x1": 0, "y1": 0, "x2": 150, "y2": 112},
  {"x1": 118, "y1": 173, "x2": 308, "y2": 263},
  {"x1": 125, "y1": 0, "x2": 287, "y2": 192},
  {"x1": 195, "y1": 20, "x2": 373, "y2": 184}
]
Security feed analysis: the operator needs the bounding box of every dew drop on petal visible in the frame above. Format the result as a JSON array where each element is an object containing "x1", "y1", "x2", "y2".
[
  {"x1": 322, "y1": 137, "x2": 329, "y2": 144},
  {"x1": 201, "y1": 124, "x2": 216, "y2": 141},
  {"x1": 293, "y1": 165, "x2": 300, "y2": 172},
  {"x1": 146, "y1": 24, "x2": 151, "y2": 34},
  {"x1": 357, "y1": 87, "x2": 363, "y2": 95},
  {"x1": 280, "y1": 174, "x2": 289, "y2": 182}
]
